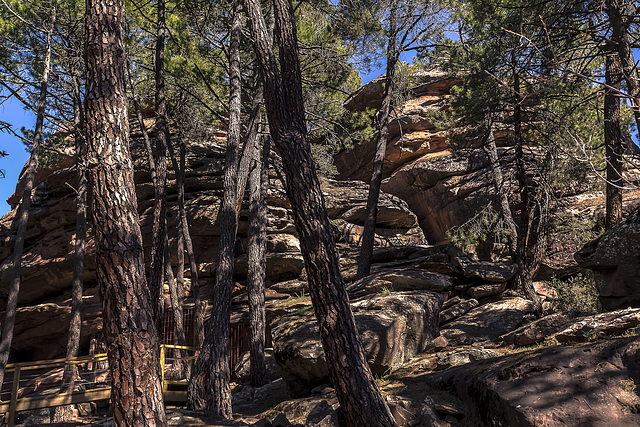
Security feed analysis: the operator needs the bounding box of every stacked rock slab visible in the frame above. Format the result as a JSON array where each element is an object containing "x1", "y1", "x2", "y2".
[
  {"x1": 334, "y1": 69, "x2": 640, "y2": 279},
  {"x1": 0, "y1": 131, "x2": 426, "y2": 361}
]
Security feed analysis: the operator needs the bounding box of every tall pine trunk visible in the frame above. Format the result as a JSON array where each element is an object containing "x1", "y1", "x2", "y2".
[
  {"x1": 0, "y1": 5, "x2": 56, "y2": 388},
  {"x1": 357, "y1": 5, "x2": 398, "y2": 279},
  {"x1": 605, "y1": 0, "x2": 640, "y2": 138},
  {"x1": 605, "y1": 49, "x2": 623, "y2": 229},
  {"x1": 242, "y1": 0, "x2": 398, "y2": 425},
  {"x1": 187, "y1": 0, "x2": 242, "y2": 417},
  {"x1": 53, "y1": 72, "x2": 87, "y2": 423},
  {"x1": 247, "y1": 135, "x2": 270, "y2": 387},
  {"x1": 150, "y1": 0, "x2": 169, "y2": 331},
  {"x1": 84, "y1": 0, "x2": 166, "y2": 424}
]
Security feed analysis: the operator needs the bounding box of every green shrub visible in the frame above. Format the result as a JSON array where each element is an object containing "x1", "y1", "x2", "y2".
[{"x1": 545, "y1": 271, "x2": 602, "y2": 314}]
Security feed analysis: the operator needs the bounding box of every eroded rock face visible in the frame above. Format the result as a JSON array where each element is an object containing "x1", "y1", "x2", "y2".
[
  {"x1": 427, "y1": 337, "x2": 640, "y2": 426},
  {"x1": 576, "y1": 208, "x2": 640, "y2": 310},
  {"x1": 271, "y1": 290, "x2": 442, "y2": 396},
  {"x1": 0, "y1": 135, "x2": 426, "y2": 360},
  {"x1": 335, "y1": 70, "x2": 640, "y2": 278}
]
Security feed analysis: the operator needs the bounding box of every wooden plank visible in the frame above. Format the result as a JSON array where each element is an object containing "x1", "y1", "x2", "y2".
[
  {"x1": 8, "y1": 366, "x2": 20, "y2": 427},
  {"x1": 0, "y1": 387, "x2": 111, "y2": 413},
  {"x1": 6, "y1": 353, "x2": 108, "y2": 370}
]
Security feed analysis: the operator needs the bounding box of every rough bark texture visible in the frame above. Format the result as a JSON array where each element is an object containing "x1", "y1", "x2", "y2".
[
  {"x1": 187, "y1": 1, "x2": 242, "y2": 417},
  {"x1": 248, "y1": 135, "x2": 270, "y2": 388},
  {"x1": 0, "y1": 6, "x2": 55, "y2": 389},
  {"x1": 357, "y1": 6, "x2": 398, "y2": 280},
  {"x1": 243, "y1": 0, "x2": 398, "y2": 425},
  {"x1": 150, "y1": 0, "x2": 169, "y2": 331},
  {"x1": 605, "y1": 0, "x2": 640, "y2": 138},
  {"x1": 511, "y1": 68, "x2": 542, "y2": 315},
  {"x1": 605, "y1": 50, "x2": 623, "y2": 229},
  {"x1": 53, "y1": 74, "x2": 87, "y2": 423},
  {"x1": 84, "y1": 0, "x2": 166, "y2": 424},
  {"x1": 483, "y1": 118, "x2": 518, "y2": 256},
  {"x1": 167, "y1": 117, "x2": 202, "y2": 347}
]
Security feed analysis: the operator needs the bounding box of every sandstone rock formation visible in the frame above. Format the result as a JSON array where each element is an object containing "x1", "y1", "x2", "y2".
[
  {"x1": 270, "y1": 290, "x2": 442, "y2": 396},
  {"x1": 576, "y1": 207, "x2": 640, "y2": 310},
  {"x1": 0, "y1": 133, "x2": 425, "y2": 361},
  {"x1": 335, "y1": 70, "x2": 640, "y2": 279}
]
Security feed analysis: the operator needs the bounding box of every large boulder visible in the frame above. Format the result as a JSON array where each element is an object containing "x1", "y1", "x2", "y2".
[
  {"x1": 271, "y1": 291, "x2": 442, "y2": 396},
  {"x1": 440, "y1": 297, "x2": 535, "y2": 345},
  {"x1": 427, "y1": 337, "x2": 640, "y2": 426},
  {"x1": 575, "y1": 208, "x2": 640, "y2": 310},
  {"x1": 346, "y1": 268, "x2": 453, "y2": 299}
]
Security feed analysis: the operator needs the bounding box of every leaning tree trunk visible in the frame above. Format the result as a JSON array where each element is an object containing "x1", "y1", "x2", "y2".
[
  {"x1": 0, "y1": 6, "x2": 55, "y2": 388},
  {"x1": 482, "y1": 116, "x2": 518, "y2": 256},
  {"x1": 247, "y1": 135, "x2": 270, "y2": 387},
  {"x1": 187, "y1": 0, "x2": 242, "y2": 417},
  {"x1": 242, "y1": 0, "x2": 398, "y2": 425},
  {"x1": 605, "y1": 49, "x2": 623, "y2": 229},
  {"x1": 511, "y1": 67, "x2": 542, "y2": 315},
  {"x1": 53, "y1": 72, "x2": 87, "y2": 423},
  {"x1": 357, "y1": 5, "x2": 398, "y2": 280},
  {"x1": 150, "y1": 0, "x2": 169, "y2": 331},
  {"x1": 84, "y1": 0, "x2": 166, "y2": 424}
]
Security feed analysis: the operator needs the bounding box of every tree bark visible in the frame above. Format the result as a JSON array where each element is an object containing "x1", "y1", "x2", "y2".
[
  {"x1": 150, "y1": 0, "x2": 169, "y2": 331},
  {"x1": 53, "y1": 72, "x2": 87, "y2": 423},
  {"x1": 247, "y1": 135, "x2": 270, "y2": 387},
  {"x1": 511, "y1": 67, "x2": 542, "y2": 315},
  {"x1": 167, "y1": 128, "x2": 202, "y2": 347},
  {"x1": 242, "y1": 0, "x2": 397, "y2": 425},
  {"x1": 127, "y1": 61, "x2": 157, "y2": 185},
  {"x1": 605, "y1": 0, "x2": 640, "y2": 139},
  {"x1": 84, "y1": 0, "x2": 166, "y2": 424},
  {"x1": 0, "y1": 5, "x2": 55, "y2": 388},
  {"x1": 357, "y1": 3, "x2": 398, "y2": 280},
  {"x1": 605, "y1": 49, "x2": 623, "y2": 229},
  {"x1": 187, "y1": 0, "x2": 242, "y2": 417},
  {"x1": 482, "y1": 117, "x2": 518, "y2": 255}
]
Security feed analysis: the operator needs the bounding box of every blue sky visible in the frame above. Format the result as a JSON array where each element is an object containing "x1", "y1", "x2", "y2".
[{"x1": 0, "y1": 97, "x2": 33, "y2": 216}]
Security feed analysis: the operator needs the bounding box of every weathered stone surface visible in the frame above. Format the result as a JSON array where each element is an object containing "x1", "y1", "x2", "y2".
[
  {"x1": 270, "y1": 280, "x2": 308, "y2": 295},
  {"x1": 554, "y1": 308, "x2": 640, "y2": 343},
  {"x1": 435, "y1": 348, "x2": 500, "y2": 369},
  {"x1": 500, "y1": 311, "x2": 586, "y2": 346},
  {"x1": 304, "y1": 400, "x2": 337, "y2": 427},
  {"x1": 576, "y1": 208, "x2": 640, "y2": 310},
  {"x1": 439, "y1": 299, "x2": 478, "y2": 325},
  {"x1": 234, "y1": 349, "x2": 282, "y2": 384},
  {"x1": 467, "y1": 282, "x2": 507, "y2": 298},
  {"x1": 347, "y1": 268, "x2": 453, "y2": 299},
  {"x1": 427, "y1": 337, "x2": 640, "y2": 426},
  {"x1": 441, "y1": 297, "x2": 535, "y2": 345},
  {"x1": 460, "y1": 262, "x2": 517, "y2": 283},
  {"x1": 271, "y1": 291, "x2": 442, "y2": 396}
]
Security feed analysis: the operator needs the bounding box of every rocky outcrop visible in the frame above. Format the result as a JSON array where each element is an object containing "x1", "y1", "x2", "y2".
[
  {"x1": 427, "y1": 337, "x2": 640, "y2": 426},
  {"x1": 271, "y1": 290, "x2": 442, "y2": 396},
  {"x1": 0, "y1": 133, "x2": 426, "y2": 360},
  {"x1": 440, "y1": 297, "x2": 536, "y2": 345},
  {"x1": 576, "y1": 207, "x2": 640, "y2": 310},
  {"x1": 335, "y1": 70, "x2": 640, "y2": 279}
]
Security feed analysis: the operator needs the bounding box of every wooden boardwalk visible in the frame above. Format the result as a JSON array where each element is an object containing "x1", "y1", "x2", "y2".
[{"x1": 0, "y1": 344, "x2": 199, "y2": 426}]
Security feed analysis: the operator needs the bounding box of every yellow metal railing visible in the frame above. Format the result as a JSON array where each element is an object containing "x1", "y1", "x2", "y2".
[{"x1": 0, "y1": 344, "x2": 199, "y2": 426}]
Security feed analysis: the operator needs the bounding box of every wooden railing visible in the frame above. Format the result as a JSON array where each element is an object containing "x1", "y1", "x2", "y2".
[{"x1": 0, "y1": 344, "x2": 199, "y2": 427}]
